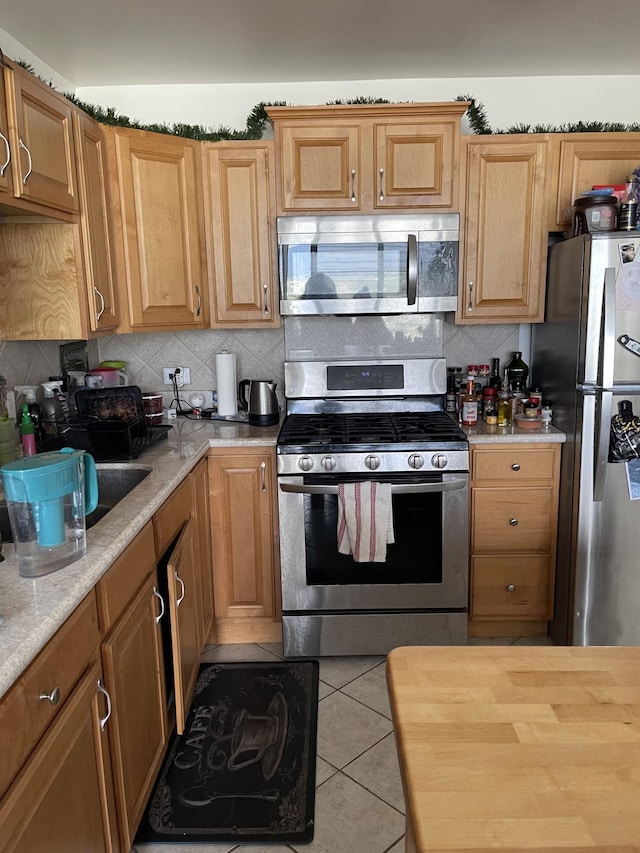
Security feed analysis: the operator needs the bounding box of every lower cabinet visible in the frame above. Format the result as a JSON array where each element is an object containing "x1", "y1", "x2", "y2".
[
  {"x1": 468, "y1": 442, "x2": 561, "y2": 637},
  {"x1": 0, "y1": 593, "x2": 120, "y2": 853},
  {"x1": 208, "y1": 446, "x2": 281, "y2": 643},
  {"x1": 191, "y1": 458, "x2": 214, "y2": 645}
]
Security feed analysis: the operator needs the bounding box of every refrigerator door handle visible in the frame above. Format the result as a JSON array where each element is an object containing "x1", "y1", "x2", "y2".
[
  {"x1": 593, "y1": 389, "x2": 613, "y2": 502},
  {"x1": 601, "y1": 267, "x2": 617, "y2": 390}
]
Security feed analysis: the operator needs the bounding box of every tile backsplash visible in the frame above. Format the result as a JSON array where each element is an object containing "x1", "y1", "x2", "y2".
[{"x1": 0, "y1": 317, "x2": 522, "y2": 412}]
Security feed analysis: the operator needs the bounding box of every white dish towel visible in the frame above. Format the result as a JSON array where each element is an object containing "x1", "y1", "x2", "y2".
[{"x1": 337, "y1": 482, "x2": 395, "y2": 563}]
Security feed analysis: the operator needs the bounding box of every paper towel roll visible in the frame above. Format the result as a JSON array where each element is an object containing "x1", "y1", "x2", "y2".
[{"x1": 216, "y1": 351, "x2": 237, "y2": 416}]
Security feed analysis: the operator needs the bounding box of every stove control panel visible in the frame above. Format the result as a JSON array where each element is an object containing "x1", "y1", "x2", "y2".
[{"x1": 280, "y1": 450, "x2": 469, "y2": 476}]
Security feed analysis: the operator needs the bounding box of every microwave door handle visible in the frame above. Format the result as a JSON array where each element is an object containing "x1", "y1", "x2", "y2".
[
  {"x1": 279, "y1": 480, "x2": 467, "y2": 496},
  {"x1": 407, "y1": 233, "x2": 418, "y2": 305}
]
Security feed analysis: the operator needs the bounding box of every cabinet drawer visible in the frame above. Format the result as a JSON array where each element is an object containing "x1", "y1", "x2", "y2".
[
  {"x1": 472, "y1": 446, "x2": 557, "y2": 482},
  {"x1": 0, "y1": 591, "x2": 100, "y2": 798},
  {"x1": 471, "y1": 555, "x2": 551, "y2": 618},
  {"x1": 96, "y1": 521, "x2": 156, "y2": 632},
  {"x1": 153, "y1": 476, "x2": 192, "y2": 556},
  {"x1": 472, "y1": 487, "x2": 553, "y2": 552}
]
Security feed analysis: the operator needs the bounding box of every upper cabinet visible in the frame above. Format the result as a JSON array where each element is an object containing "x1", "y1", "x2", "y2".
[
  {"x1": 267, "y1": 102, "x2": 468, "y2": 214},
  {"x1": 2, "y1": 57, "x2": 79, "y2": 217},
  {"x1": 548, "y1": 132, "x2": 640, "y2": 231},
  {"x1": 74, "y1": 111, "x2": 119, "y2": 331},
  {"x1": 0, "y1": 65, "x2": 12, "y2": 197},
  {"x1": 103, "y1": 126, "x2": 209, "y2": 332},
  {"x1": 457, "y1": 135, "x2": 550, "y2": 324},
  {"x1": 203, "y1": 141, "x2": 279, "y2": 326}
]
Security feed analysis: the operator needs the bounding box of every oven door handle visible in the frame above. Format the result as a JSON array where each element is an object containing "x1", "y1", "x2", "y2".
[{"x1": 279, "y1": 479, "x2": 467, "y2": 495}]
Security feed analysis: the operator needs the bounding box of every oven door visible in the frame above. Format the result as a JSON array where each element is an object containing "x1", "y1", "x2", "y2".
[{"x1": 278, "y1": 471, "x2": 469, "y2": 613}]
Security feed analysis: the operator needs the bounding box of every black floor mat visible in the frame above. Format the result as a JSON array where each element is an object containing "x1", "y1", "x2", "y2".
[{"x1": 135, "y1": 660, "x2": 319, "y2": 844}]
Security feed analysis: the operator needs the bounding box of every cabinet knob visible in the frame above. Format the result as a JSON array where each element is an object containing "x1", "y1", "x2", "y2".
[
  {"x1": 467, "y1": 281, "x2": 474, "y2": 312},
  {"x1": 509, "y1": 518, "x2": 519, "y2": 526},
  {"x1": 97, "y1": 679, "x2": 112, "y2": 731},
  {"x1": 506, "y1": 583, "x2": 516, "y2": 592},
  {"x1": 379, "y1": 167, "x2": 385, "y2": 201},
  {"x1": 511, "y1": 463, "x2": 521, "y2": 471},
  {"x1": 39, "y1": 687, "x2": 61, "y2": 705},
  {"x1": 0, "y1": 130, "x2": 10, "y2": 177},
  {"x1": 350, "y1": 169, "x2": 357, "y2": 203},
  {"x1": 263, "y1": 283, "x2": 269, "y2": 314}
]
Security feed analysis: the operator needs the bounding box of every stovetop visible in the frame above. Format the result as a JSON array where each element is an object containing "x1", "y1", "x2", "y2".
[{"x1": 277, "y1": 411, "x2": 467, "y2": 454}]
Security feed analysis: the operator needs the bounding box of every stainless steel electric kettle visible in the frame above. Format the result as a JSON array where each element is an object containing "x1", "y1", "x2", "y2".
[{"x1": 238, "y1": 380, "x2": 279, "y2": 426}]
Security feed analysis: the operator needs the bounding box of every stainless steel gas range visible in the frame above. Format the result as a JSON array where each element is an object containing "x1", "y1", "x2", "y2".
[{"x1": 276, "y1": 358, "x2": 469, "y2": 657}]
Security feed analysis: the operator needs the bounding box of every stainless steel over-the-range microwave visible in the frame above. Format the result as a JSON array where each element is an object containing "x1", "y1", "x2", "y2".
[{"x1": 277, "y1": 213, "x2": 459, "y2": 316}]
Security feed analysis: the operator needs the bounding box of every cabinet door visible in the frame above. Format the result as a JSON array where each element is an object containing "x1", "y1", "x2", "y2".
[
  {"x1": 0, "y1": 67, "x2": 13, "y2": 196},
  {"x1": 4, "y1": 62, "x2": 78, "y2": 214},
  {"x1": 74, "y1": 112, "x2": 119, "y2": 331},
  {"x1": 204, "y1": 143, "x2": 278, "y2": 325},
  {"x1": 276, "y1": 124, "x2": 362, "y2": 211},
  {"x1": 458, "y1": 136, "x2": 549, "y2": 324},
  {"x1": 374, "y1": 120, "x2": 458, "y2": 209},
  {"x1": 0, "y1": 662, "x2": 119, "y2": 853},
  {"x1": 166, "y1": 518, "x2": 200, "y2": 734},
  {"x1": 192, "y1": 458, "x2": 214, "y2": 645},
  {"x1": 549, "y1": 133, "x2": 640, "y2": 230},
  {"x1": 208, "y1": 450, "x2": 276, "y2": 620},
  {"x1": 101, "y1": 573, "x2": 168, "y2": 851},
  {"x1": 108, "y1": 128, "x2": 208, "y2": 329}
]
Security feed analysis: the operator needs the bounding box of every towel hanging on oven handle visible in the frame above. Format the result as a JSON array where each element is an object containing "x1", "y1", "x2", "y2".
[{"x1": 279, "y1": 479, "x2": 467, "y2": 495}]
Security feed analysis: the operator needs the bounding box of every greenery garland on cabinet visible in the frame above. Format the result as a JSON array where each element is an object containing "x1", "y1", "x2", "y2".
[{"x1": 15, "y1": 61, "x2": 640, "y2": 139}]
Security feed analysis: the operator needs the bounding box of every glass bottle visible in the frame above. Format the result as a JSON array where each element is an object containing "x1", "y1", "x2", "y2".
[
  {"x1": 505, "y1": 351, "x2": 529, "y2": 391},
  {"x1": 488, "y1": 358, "x2": 501, "y2": 388},
  {"x1": 619, "y1": 175, "x2": 639, "y2": 231},
  {"x1": 445, "y1": 369, "x2": 458, "y2": 414},
  {"x1": 460, "y1": 376, "x2": 478, "y2": 426},
  {"x1": 497, "y1": 380, "x2": 512, "y2": 427}
]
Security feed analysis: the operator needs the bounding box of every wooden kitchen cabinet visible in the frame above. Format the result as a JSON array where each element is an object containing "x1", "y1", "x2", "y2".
[
  {"x1": 97, "y1": 522, "x2": 168, "y2": 851},
  {"x1": 457, "y1": 135, "x2": 550, "y2": 324},
  {"x1": 2, "y1": 57, "x2": 79, "y2": 217},
  {"x1": 203, "y1": 142, "x2": 279, "y2": 326},
  {"x1": 0, "y1": 592, "x2": 120, "y2": 853},
  {"x1": 468, "y1": 442, "x2": 560, "y2": 637},
  {"x1": 548, "y1": 132, "x2": 640, "y2": 231},
  {"x1": 103, "y1": 125, "x2": 209, "y2": 331},
  {"x1": 0, "y1": 65, "x2": 12, "y2": 198},
  {"x1": 208, "y1": 447, "x2": 281, "y2": 643},
  {"x1": 192, "y1": 458, "x2": 214, "y2": 645},
  {"x1": 267, "y1": 102, "x2": 468, "y2": 214}
]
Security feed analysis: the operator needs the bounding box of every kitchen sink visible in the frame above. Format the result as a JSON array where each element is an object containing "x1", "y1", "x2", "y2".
[{"x1": 0, "y1": 464, "x2": 152, "y2": 543}]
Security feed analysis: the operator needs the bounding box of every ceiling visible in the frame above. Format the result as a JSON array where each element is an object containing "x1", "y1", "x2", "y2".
[{"x1": 2, "y1": 0, "x2": 639, "y2": 89}]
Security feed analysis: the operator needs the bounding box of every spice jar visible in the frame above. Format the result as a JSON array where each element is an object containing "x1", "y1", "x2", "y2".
[{"x1": 524, "y1": 401, "x2": 539, "y2": 419}]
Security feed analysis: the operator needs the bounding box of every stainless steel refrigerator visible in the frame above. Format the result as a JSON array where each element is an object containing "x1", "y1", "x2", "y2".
[{"x1": 532, "y1": 232, "x2": 640, "y2": 646}]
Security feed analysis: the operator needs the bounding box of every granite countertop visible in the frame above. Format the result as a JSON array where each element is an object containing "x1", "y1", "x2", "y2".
[
  {"x1": 0, "y1": 416, "x2": 280, "y2": 699},
  {"x1": 463, "y1": 420, "x2": 566, "y2": 443}
]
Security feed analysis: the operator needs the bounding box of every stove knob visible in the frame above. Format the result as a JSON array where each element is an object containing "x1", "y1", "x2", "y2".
[
  {"x1": 431, "y1": 453, "x2": 448, "y2": 469},
  {"x1": 408, "y1": 453, "x2": 424, "y2": 469},
  {"x1": 365, "y1": 454, "x2": 381, "y2": 470},
  {"x1": 298, "y1": 455, "x2": 314, "y2": 472},
  {"x1": 321, "y1": 455, "x2": 336, "y2": 471}
]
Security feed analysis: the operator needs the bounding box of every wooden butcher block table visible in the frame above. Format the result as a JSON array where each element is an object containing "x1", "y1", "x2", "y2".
[{"x1": 386, "y1": 645, "x2": 640, "y2": 852}]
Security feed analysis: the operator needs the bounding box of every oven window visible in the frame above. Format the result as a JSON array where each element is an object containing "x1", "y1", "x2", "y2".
[{"x1": 303, "y1": 489, "x2": 443, "y2": 585}]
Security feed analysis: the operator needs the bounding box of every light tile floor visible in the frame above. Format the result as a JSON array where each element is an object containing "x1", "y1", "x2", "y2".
[{"x1": 132, "y1": 635, "x2": 552, "y2": 853}]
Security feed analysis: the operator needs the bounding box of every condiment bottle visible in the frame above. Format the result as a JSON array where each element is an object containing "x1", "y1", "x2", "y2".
[
  {"x1": 497, "y1": 381, "x2": 512, "y2": 427},
  {"x1": 19, "y1": 405, "x2": 37, "y2": 456},
  {"x1": 619, "y1": 176, "x2": 639, "y2": 231},
  {"x1": 460, "y1": 376, "x2": 478, "y2": 426},
  {"x1": 488, "y1": 358, "x2": 501, "y2": 388},
  {"x1": 446, "y1": 370, "x2": 458, "y2": 414}
]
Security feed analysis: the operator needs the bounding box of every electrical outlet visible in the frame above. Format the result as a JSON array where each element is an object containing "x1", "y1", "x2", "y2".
[{"x1": 162, "y1": 367, "x2": 191, "y2": 386}]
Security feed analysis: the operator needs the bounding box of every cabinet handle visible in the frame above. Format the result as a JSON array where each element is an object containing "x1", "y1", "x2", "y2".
[
  {"x1": 467, "y1": 281, "x2": 474, "y2": 311},
  {"x1": 263, "y1": 283, "x2": 269, "y2": 314},
  {"x1": 39, "y1": 687, "x2": 60, "y2": 705},
  {"x1": 175, "y1": 570, "x2": 185, "y2": 606},
  {"x1": 153, "y1": 585, "x2": 165, "y2": 623},
  {"x1": 511, "y1": 463, "x2": 520, "y2": 471},
  {"x1": 260, "y1": 460, "x2": 267, "y2": 493},
  {"x1": 97, "y1": 679, "x2": 112, "y2": 731},
  {"x1": 379, "y1": 168, "x2": 384, "y2": 201},
  {"x1": 350, "y1": 169, "x2": 356, "y2": 203},
  {"x1": 18, "y1": 137, "x2": 32, "y2": 186},
  {"x1": 194, "y1": 285, "x2": 202, "y2": 317},
  {"x1": 506, "y1": 584, "x2": 516, "y2": 592},
  {"x1": 94, "y1": 286, "x2": 105, "y2": 321},
  {"x1": 0, "y1": 129, "x2": 10, "y2": 177},
  {"x1": 509, "y1": 518, "x2": 519, "y2": 526}
]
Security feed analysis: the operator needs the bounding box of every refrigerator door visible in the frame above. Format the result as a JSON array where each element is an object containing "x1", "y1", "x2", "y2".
[
  {"x1": 585, "y1": 235, "x2": 640, "y2": 387},
  {"x1": 573, "y1": 389, "x2": 640, "y2": 645}
]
